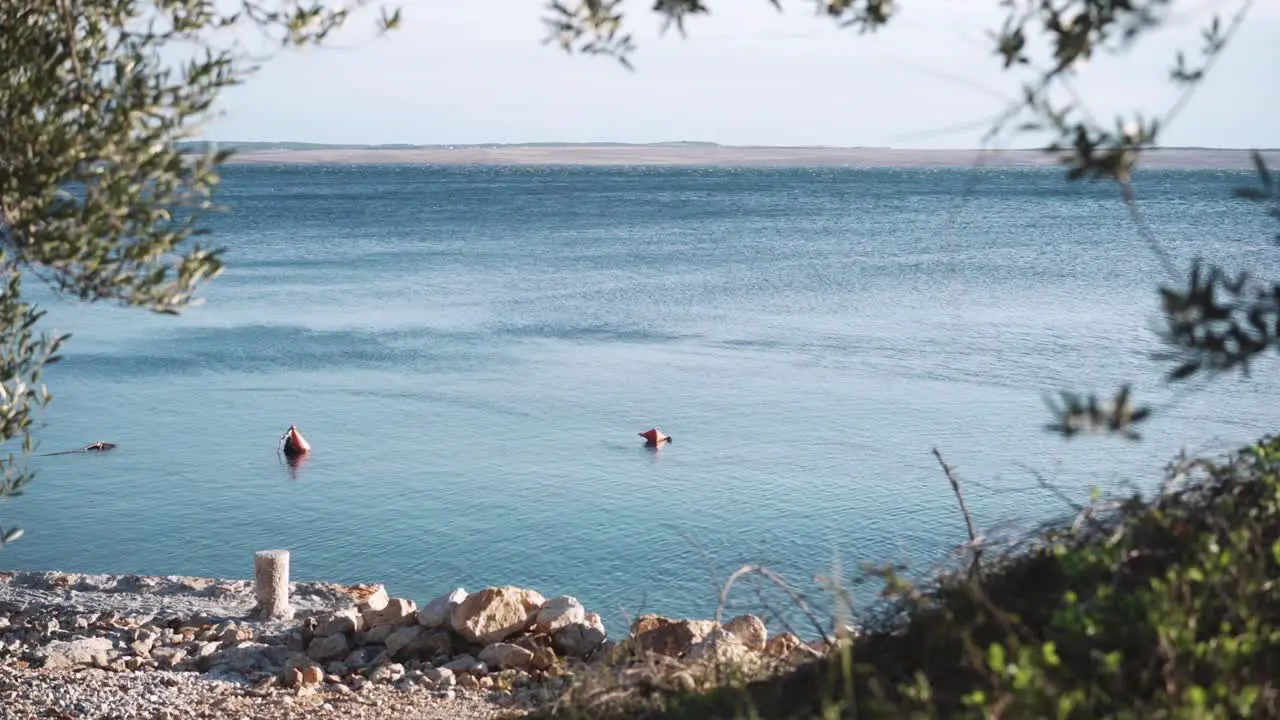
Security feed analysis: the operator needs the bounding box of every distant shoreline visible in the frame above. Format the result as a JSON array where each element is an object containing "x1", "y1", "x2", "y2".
[{"x1": 204, "y1": 143, "x2": 1280, "y2": 170}]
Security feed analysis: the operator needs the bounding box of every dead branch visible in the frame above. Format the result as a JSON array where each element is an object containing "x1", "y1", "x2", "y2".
[
  {"x1": 933, "y1": 447, "x2": 982, "y2": 577},
  {"x1": 716, "y1": 564, "x2": 833, "y2": 649}
]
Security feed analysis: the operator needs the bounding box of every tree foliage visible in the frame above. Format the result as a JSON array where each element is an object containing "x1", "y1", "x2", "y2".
[
  {"x1": 544, "y1": 0, "x2": 1275, "y2": 441},
  {"x1": 0, "y1": 0, "x2": 398, "y2": 546}
]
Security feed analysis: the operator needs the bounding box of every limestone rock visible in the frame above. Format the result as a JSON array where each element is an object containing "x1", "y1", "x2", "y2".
[
  {"x1": 316, "y1": 608, "x2": 363, "y2": 637},
  {"x1": 406, "y1": 628, "x2": 452, "y2": 659},
  {"x1": 425, "y1": 666, "x2": 456, "y2": 688},
  {"x1": 629, "y1": 616, "x2": 717, "y2": 658},
  {"x1": 261, "y1": 645, "x2": 294, "y2": 668},
  {"x1": 282, "y1": 630, "x2": 306, "y2": 653},
  {"x1": 764, "y1": 632, "x2": 814, "y2": 663},
  {"x1": 353, "y1": 584, "x2": 389, "y2": 613},
  {"x1": 363, "y1": 598, "x2": 417, "y2": 629},
  {"x1": 219, "y1": 625, "x2": 254, "y2": 646},
  {"x1": 417, "y1": 588, "x2": 467, "y2": 629},
  {"x1": 194, "y1": 641, "x2": 221, "y2": 660},
  {"x1": 383, "y1": 626, "x2": 423, "y2": 658},
  {"x1": 300, "y1": 663, "x2": 324, "y2": 686},
  {"x1": 533, "y1": 596, "x2": 585, "y2": 635},
  {"x1": 686, "y1": 628, "x2": 754, "y2": 666},
  {"x1": 40, "y1": 637, "x2": 115, "y2": 669},
  {"x1": 443, "y1": 654, "x2": 485, "y2": 675},
  {"x1": 552, "y1": 611, "x2": 607, "y2": 658},
  {"x1": 151, "y1": 647, "x2": 187, "y2": 669},
  {"x1": 450, "y1": 586, "x2": 545, "y2": 645},
  {"x1": 307, "y1": 633, "x2": 349, "y2": 661},
  {"x1": 344, "y1": 647, "x2": 379, "y2": 669},
  {"x1": 369, "y1": 662, "x2": 405, "y2": 684},
  {"x1": 723, "y1": 614, "x2": 767, "y2": 652},
  {"x1": 478, "y1": 643, "x2": 534, "y2": 671},
  {"x1": 129, "y1": 630, "x2": 158, "y2": 657},
  {"x1": 356, "y1": 625, "x2": 395, "y2": 646},
  {"x1": 206, "y1": 643, "x2": 275, "y2": 673}
]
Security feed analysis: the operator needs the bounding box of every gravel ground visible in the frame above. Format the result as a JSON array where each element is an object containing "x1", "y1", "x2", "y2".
[
  {"x1": 0, "y1": 571, "x2": 538, "y2": 719},
  {"x1": 0, "y1": 664, "x2": 527, "y2": 719},
  {"x1": 0, "y1": 571, "x2": 358, "y2": 634}
]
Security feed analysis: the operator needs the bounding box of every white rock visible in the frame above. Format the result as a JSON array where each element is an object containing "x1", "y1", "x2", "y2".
[
  {"x1": 362, "y1": 598, "x2": 417, "y2": 629},
  {"x1": 686, "y1": 628, "x2": 755, "y2": 666},
  {"x1": 384, "y1": 626, "x2": 424, "y2": 657},
  {"x1": 723, "y1": 614, "x2": 768, "y2": 652},
  {"x1": 355, "y1": 585, "x2": 390, "y2": 613},
  {"x1": 443, "y1": 654, "x2": 484, "y2": 674},
  {"x1": 369, "y1": 662, "x2": 405, "y2": 684},
  {"x1": 450, "y1": 586, "x2": 545, "y2": 644},
  {"x1": 344, "y1": 647, "x2": 378, "y2": 669},
  {"x1": 306, "y1": 633, "x2": 349, "y2": 661},
  {"x1": 534, "y1": 596, "x2": 585, "y2": 635},
  {"x1": 151, "y1": 646, "x2": 187, "y2": 669},
  {"x1": 424, "y1": 666, "x2": 455, "y2": 687},
  {"x1": 357, "y1": 625, "x2": 395, "y2": 645},
  {"x1": 552, "y1": 612, "x2": 608, "y2": 658},
  {"x1": 417, "y1": 588, "x2": 467, "y2": 629},
  {"x1": 315, "y1": 608, "x2": 363, "y2": 637},
  {"x1": 478, "y1": 643, "x2": 534, "y2": 671},
  {"x1": 130, "y1": 630, "x2": 158, "y2": 657},
  {"x1": 40, "y1": 637, "x2": 115, "y2": 669},
  {"x1": 206, "y1": 643, "x2": 275, "y2": 673}
]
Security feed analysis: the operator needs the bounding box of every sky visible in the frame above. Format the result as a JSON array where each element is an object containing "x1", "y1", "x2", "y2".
[{"x1": 204, "y1": 0, "x2": 1280, "y2": 149}]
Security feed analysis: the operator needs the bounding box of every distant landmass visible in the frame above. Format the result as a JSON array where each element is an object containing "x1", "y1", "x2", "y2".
[{"x1": 181, "y1": 141, "x2": 1277, "y2": 170}]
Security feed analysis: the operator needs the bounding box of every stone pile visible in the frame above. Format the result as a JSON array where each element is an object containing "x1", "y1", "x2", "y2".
[
  {"x1": 622, "y1": 613, "x2": 822, "y2": 672},
  {"x1": 1, "y1": 573, "x2": 826, "y2": 713},
  {"x1": 0, "y1": 583, "x2": 613, "y2": 705}
]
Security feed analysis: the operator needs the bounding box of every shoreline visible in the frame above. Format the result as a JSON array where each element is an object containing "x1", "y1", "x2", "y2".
[
  {"x1": 216, "y1": 145, "x2": 1280, "y2": 170},
  {"x1": 0, "y1": 567, "x2": 815, "y2": 719}
]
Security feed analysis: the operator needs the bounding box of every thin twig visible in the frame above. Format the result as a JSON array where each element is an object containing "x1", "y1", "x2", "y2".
[
  {"x1": 1014, "y1": 461, "x2": 1084, "y2": 513},
  {"x1": 933, "y1": 447, "x2": 982, "y2": 577},
  {"x1": 716, "y1": 564, "x2": 833, "y2": 647},
  {"x1": 1162, "y1": 0, "x2": 1256, "y2": 129}
]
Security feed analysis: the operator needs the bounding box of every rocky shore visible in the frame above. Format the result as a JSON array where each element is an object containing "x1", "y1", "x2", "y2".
[{"x1": 0, "y1": 570, "x2": 822, "y2": 719}]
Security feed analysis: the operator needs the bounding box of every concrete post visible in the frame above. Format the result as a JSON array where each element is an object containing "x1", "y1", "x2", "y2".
[{"x1": 253, "y1": 549, "x2": 293, "y2": 620}]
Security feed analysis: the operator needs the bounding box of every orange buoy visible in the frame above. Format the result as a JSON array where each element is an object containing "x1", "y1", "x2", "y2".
[
  {"x1": 639, "y1": 428, "x2": 671, "y2": 447},
  {"x1": 281, "y1": 424, "x2": 311, "y2": 457}
]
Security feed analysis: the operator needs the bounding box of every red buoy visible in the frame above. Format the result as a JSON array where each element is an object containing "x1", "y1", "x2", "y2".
[
  {"x1": 281, "y1": 425, "x2": 311, "y2": 457},
  {"x1": 639, "y1": 428, "x2": 671, "y2": 447}
]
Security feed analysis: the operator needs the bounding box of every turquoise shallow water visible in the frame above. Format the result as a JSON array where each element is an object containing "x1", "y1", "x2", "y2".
[{"x1": 3, "y1": 164, "x2": 1279, "y2": 630}]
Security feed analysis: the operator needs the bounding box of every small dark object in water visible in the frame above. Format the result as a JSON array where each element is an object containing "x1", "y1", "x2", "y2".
[{"x1": 38, "y1": 441, "x2": 117, "y2": 457}]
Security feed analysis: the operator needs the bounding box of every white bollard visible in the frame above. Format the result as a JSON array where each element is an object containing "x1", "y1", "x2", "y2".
[{"x1": 253, "y1": 549, "x2": 293, "y2": 620}]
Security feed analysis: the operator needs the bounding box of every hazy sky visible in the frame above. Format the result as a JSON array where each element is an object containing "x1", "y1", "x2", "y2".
[{"x1": 205, "y1": 0, "x2": 1279, "y2": 148}]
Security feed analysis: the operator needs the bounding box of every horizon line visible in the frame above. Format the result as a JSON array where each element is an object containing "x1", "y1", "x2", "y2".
[{"x1": 187, "y1": 140, "x2": 1279, "y2": 152}]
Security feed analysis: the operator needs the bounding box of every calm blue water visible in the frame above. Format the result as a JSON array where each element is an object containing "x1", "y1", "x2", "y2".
[{"x1": 4, "y1": 165, "x2": 1279, "y2": 632}]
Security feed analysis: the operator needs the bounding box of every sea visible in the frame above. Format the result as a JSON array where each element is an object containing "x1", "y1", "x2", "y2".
[{"x1": 4, "y1": 164, "x2": 1279, "y2": 632}]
